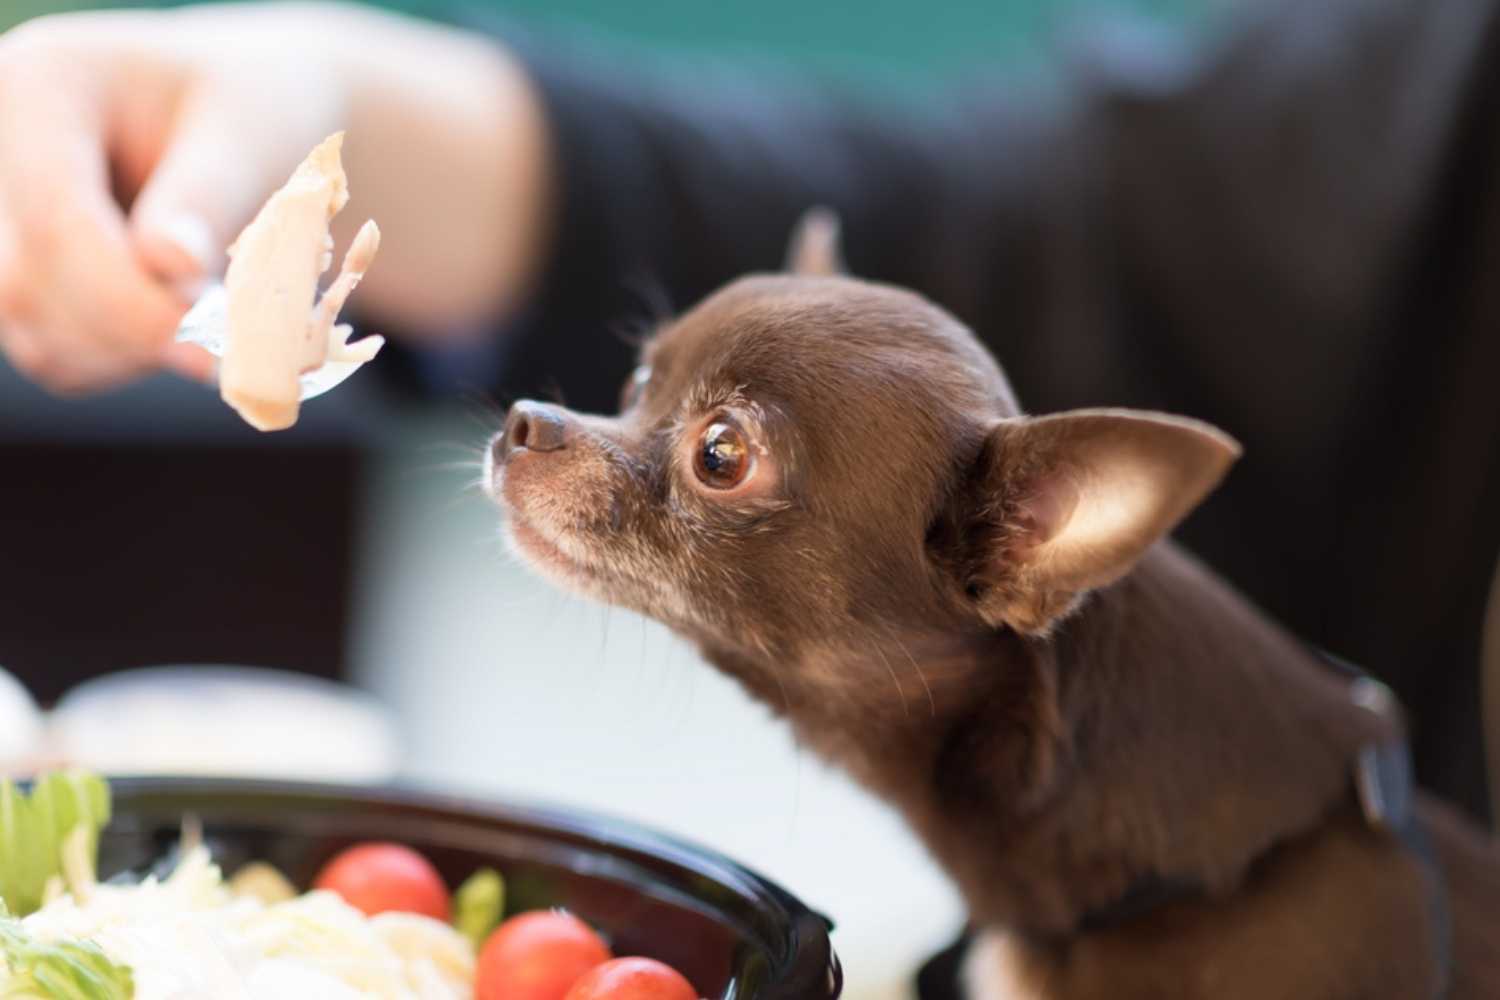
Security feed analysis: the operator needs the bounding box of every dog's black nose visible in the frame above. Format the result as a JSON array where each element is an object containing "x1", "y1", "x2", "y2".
[{"x1": 497, "y1": 400, "x2": 572, "y2": 461}]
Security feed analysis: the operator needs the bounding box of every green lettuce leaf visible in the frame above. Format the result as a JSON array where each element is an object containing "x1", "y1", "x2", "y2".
[
  {"x1": 0, "y1": 909, "x2": 133, "y2": 1000},
  {"x1": 452, "y1": 868, "x2": 505, "y2": 950},
  {"x1": 0, "y1": 773, "x2": 111, "y2": 918}
]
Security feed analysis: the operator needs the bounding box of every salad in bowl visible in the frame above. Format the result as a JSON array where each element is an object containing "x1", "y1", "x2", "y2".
[{"x1": 0, "y1": 772, "x2": 701, "y2": 1000}]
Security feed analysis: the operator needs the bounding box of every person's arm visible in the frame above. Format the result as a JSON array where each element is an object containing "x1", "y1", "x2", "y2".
[{"x1": 0, "y1": 2, "x2": 550, "y2": 392}]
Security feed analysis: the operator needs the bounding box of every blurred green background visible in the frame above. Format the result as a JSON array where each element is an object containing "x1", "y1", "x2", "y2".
[{"x1": 4, "y1": 0, "x2": 1218, "y2": 83}]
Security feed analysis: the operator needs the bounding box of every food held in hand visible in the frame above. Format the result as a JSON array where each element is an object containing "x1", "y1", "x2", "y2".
[{"x1": 219, "y1": 132, "x2": 383, "y2": 431}]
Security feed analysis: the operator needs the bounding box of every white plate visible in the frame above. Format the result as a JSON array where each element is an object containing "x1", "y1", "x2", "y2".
[
  {"x1": 0, "y1": 666, "x2": 43, "y2": 770},
  {"x1": 49, "y1": 665, "x2": 400, "y2": 783}
]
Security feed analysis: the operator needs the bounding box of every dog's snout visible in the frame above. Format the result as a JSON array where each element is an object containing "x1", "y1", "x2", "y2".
[{"x1": 497, "y1": 400, "x2": 572, "y2": 461}]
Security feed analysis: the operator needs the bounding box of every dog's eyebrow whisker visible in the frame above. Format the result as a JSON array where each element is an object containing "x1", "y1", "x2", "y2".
[
  {"x1": 609, "y1": 309, "x2": 667, "y2": 350},
  {"x1": 619, "y1": 271, "x2": 676, "y2": 327}
]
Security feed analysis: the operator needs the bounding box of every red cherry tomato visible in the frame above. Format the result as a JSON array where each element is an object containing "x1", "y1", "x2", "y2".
[
  {"x1": 564, "y1": 957, "x2": 698, "y2": 1000},
  {"x1": 476, "y1": 910, "x2": 612, "y2": 1000},
  {"x1": 312, "y1": 843, "x2": 450, "y2": 921}
]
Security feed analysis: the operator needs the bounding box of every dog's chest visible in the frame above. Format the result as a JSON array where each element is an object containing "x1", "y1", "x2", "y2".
[{"x1": 962, "y1": 931, "x2": 1048, "y2": 1000}]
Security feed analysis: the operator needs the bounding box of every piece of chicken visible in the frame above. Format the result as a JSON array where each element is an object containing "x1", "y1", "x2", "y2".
[{"x1": 219, "y1": 132, "x2": 382, "y2": 431}]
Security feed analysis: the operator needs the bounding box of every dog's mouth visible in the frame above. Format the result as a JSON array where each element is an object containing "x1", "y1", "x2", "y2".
[
  {"x1": 486, "y1": 456, "x2": 601, "y2": 590},
  {"x1": 484, "y1": 442, "x2": 679, "y2": 618},
  {"x1": 504, "y1": 509, "x2": 593, "y2": 582}
]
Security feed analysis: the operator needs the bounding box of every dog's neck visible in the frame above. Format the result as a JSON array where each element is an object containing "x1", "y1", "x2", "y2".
[{"x1": 700, "y1": 542, "x2": 1395, "y2": 937}]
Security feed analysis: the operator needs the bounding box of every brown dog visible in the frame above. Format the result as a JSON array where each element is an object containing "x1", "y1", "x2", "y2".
[{"x1": 486, "y1": 221, "x2": 1500, "y2": 999}]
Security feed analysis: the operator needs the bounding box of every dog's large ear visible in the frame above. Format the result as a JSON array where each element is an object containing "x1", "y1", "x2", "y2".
[
  {"x1": 785, "y1": 207, "x2": 845, "y2": 276},
  {"x1": 949, "y1": 409, "x2": 1240, "y2": 634}
]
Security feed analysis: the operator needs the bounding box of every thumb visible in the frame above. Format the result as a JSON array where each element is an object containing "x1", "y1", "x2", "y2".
[{"x1": 129, "y1": 91, "x2": 275, "y2": 297}]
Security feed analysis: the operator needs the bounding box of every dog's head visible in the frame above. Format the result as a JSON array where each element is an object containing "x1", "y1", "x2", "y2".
[{"x1": 487, "y1": 214, "x2": 1239, "y2": 674}]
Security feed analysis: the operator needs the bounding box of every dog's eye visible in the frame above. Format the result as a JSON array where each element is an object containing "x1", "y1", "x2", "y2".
[
  {"x1": 694, "y1": 420, "x2": 751, "y2": 490},
  {"x1": 620, "y1": 365, "x2": 652, "y2": 412}
]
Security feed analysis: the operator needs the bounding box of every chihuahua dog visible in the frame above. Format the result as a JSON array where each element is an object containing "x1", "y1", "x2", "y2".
[{"x1": 487, "y1": 215, "x2": 1500, "y2": 999}]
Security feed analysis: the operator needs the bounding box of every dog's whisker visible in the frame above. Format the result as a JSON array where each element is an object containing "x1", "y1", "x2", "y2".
[
  {"x1": 416, "y1": 437, "x2": 492, "y2": 454},
  {"x1": 884, "y1": 623, "x2": 936, "y2": 718},
  {"x1": 454, "y1": 393, "x2": 510, "y2": 436},
  {"x1": 871, "y1": 642, "x2": 910, "y2": 719},
  {"x1": 410, "y1": 459, "x2": 490, "y2": 475}
]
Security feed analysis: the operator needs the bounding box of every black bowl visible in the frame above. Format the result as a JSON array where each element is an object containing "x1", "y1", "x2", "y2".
[{"x1": 102, "y1": 776, "x2": 842, "y2": 1000}]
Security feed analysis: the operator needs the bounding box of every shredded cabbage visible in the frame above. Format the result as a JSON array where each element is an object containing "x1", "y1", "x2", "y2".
[
  {"x1": 2, "y1": 773, "x2": 477, "y2": 999},
  {"x1": 19, "y1": 846, "x2": 472, "y2": 999}
]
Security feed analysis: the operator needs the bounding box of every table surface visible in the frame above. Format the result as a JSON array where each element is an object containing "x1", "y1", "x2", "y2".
[{"x1": 349, "y1": 410, "x2": 966, "y2": 1000}]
